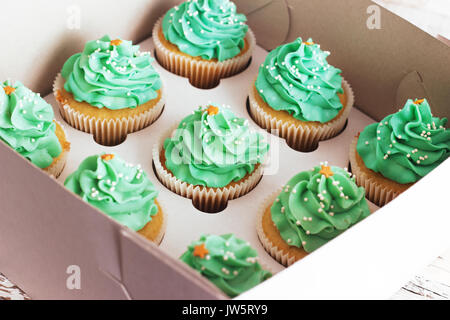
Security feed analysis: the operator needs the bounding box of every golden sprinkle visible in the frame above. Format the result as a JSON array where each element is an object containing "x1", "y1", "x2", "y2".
[
  {"x1": 101, "y1": 154, "x2": 115, "y2": 161},
  {"x1": 3, "y1": 86, "x2": 15, "y2": 95},
  {"x1": 319, "y1": 165, "x2": 334, "y2": 179},
  {"x1": 110, "y1": 39, "x2": 123, "y2": 46},
  {"x1": 303, "y1": 41, "x2": 315, "y2": 46},
  {"x1": 193, "y1": 243, "x2": 209, "y2": 259},
  {"x1": 414, "y1": 99, "x2": 425, "y2": 105},
  {"x1": 206, "y1": 105, "x2": 219, "y2": 116}
]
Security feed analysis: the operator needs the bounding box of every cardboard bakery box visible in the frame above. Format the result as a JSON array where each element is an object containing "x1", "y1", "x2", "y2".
[{"x1": 0, "y1": 0, "x2": 449, "y2": 300}]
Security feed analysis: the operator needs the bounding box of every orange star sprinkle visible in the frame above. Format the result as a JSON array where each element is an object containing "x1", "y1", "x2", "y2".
[
  {"x1": 101, "y1": 154, "x2": 115, "y2": 161},
  {"x1": 319, "y1": 165, "x2": 334, "y2": 178},
  {"x1": 110, "y1": 39, "x2": 123, "y2": 46},
  {"x1": 193, "y1": 243, "x2": 209, "y2": 259},
  {"x1": 3, "y1": 86, "x2": 15, "y2": 95},
  {"x1": 303, "y1": 41, "x2": 315, "y2": 46},
  {"x1": 206, "y1": 106, "x2": 219, "y2": 116},
  {"x1": 414, "y1": 99, "x2": 425, "y2": 105}
]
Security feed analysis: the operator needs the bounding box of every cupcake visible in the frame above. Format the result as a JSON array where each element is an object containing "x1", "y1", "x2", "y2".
[
  {"x1": 64, "y1": 153, "x2": 165, "y2": 243},
  {"x1": 153, "y1": 0, "x2": 255, "y2": 89},
  {"x1": 153, "y1": 104, "x2": 269, "y2": 213},
  {"x1": 350, "y1": 98, "x2": 450, "y2": 207},
  {"x1": 0, "y1": 80, "x2": 70, "y2": 178},
  {"x1": 180, "y1": 234, "x2": 272, "y2": 298},
  {"x1": 249, "y1": 38, "x2": 354, "y2": 152},
  {"x1": 54, "y1": 35, "x2": 164, "y2": 146},
  {"x1": 257, "y1": 163, "x2": 371, "y2": 267}
]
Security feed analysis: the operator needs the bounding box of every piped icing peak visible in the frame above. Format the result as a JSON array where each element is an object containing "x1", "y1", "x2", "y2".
[
  {"x1": 271, "y1": 163, "x2": 370, "y2": 253},
  {"x1": 0, "y1": 80, "x2": 62, "y2": 169},
  {"x1": 64, "y1": 154, "x2": 159, "y2": 231},
  {"x1": 180, "y1": 234, "x2": 272, "y2": 298},
  {"x1": 61, "y1": 35, "x2": 162, "y2": 110},
  {"x1": 164, "y1": 105, "x2": 269, "y2": 188},
  {"x1": 162, "y1": 0, "x2": 249, "y2": 62},
  {"x1": 255, "y1": 37, "x2": 344, "y2": 123},
  {"x1": 357, "y1": 98, "x2": 450, "y2": 184}
]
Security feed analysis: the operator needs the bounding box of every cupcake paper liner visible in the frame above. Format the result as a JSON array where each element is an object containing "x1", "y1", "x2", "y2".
[
  {"x1": 349, "y1": 136, "x2": 399, "y2": 207},
  {"x1": 153, "y1": 17, "x2": 256, "y2": 89},
  {"x1": 256, "y1": 190, "x2": 301, "y2": 267},
  {"x1": 44, "y1": 121, "x2": 70, "y2": 179},
  {"x1": 249, "y1": 79, "x2": 354, "y2": 152},
  {"x1": 153, "y1": 126, "x2": 265, "y2": 213},
  {"x1": 53, "y1": 73, "x2": 165, "y2": 146}
]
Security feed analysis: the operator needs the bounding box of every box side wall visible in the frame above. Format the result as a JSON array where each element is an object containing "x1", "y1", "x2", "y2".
[
  {"x1": 281, "y1": 0, "x2": 450, "y2": 120},
  {"x1": 0, "y1": 0, "x2": 178, "y2": 96}
]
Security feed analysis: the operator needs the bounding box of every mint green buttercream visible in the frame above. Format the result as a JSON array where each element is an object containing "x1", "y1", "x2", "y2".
[
  {"x1": 0, "y1": 80, "x2": 62, "y2": 169},
  {"x1": 162, "y1": 0, "x2": 248, "y2": 62},
  {"x1": 180, "y1": 234, "x2": 272, "y2": 298},
  {"x1": 164, "y1": 105, "x2": 269, "y2": 188},
  {"x1": 61, "y1": 35, "x2": 162, "y2": 110},
  {"x1": 271, "y1": 165, "x2": 370, "y2": 253},
  {"x1": 255, "y1": 38, "x2": 344, "y2": 123},
  {"x1": 64, "y1": 154, "x2": 159, "y2": 231},
  {"x1": 357, "y1": 98, "x2": 450, "y2": 184}
]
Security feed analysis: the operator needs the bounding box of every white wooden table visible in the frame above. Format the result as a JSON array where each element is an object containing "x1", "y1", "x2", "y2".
[{"x1": 1, "y1": 0, "x2": 449, "y2": 300}]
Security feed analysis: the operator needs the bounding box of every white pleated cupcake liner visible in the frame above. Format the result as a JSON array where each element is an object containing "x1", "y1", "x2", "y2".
[
  {"x1": 152, "y1": 126, "x2": 265, "y2": 213},
  {"x1": 53, "y1": 73, "x2": 165, "y2": 146},
  {"x1": 349, "y1": 136, "x2": 400, "y2": 207},
  {"x1": 152, "y1": 17, "x2": 256, "y2": 89},
  {"x1": 249, "y1": 79, "x2": 355, "y2": 152},
  {"x1": 44, "y1": 121, "x2": 70, "y2": 179},
  {"x1": 256, "y1": 190, "x2": 301, "y2": 267}
]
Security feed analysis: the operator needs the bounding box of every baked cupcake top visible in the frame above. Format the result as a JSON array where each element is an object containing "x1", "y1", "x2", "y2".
[
  {"x1": 64, "y1": 154, "x2": 159, "y2": 231},
  {"x1": 164, "y1": 105, "x2": 269, "y2": 188},
  {"x1": 357, "y1": 98, "x2": 450, "y2": 184},
  {"x1": 180, "y1": 234, "x2": 272, "y2": 298},
  {"x1": 271, "y1": 164, "x2": 370, "y2": 253},
  {"x1": 61, "y1": 35, "x2": 162, "y2": 110},
  {"x1": 162, "y1": 0, "x2": 248, "y2": 62},
  {"x1": 0, "y1": 80, "x2": 62, "y2": 169},
  {"x1": 255, "y1": 38, "x2": 344, "y2": 123}
]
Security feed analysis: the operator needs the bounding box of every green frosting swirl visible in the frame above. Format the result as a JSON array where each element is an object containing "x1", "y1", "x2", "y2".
[
  {"x1": 357, "y1": 99, "x2": 450, "y2": 184},
  {"x1": 62, "y1": 35, "x2": 162, "y2": 110},
  {"x1": 271, "y1": 164, "x2": 370, "y2": 253},
  {"x1": 162, "y1": 0, "x2": 248, "y2": 61},
  {"x1": 0, "y1": 80, "x2": 62, "y2": 169},
  {"x1": 164, "y1": 105, "x2": 269, "y2": 188},
  {"x1": 64, "y1": 154, "x2": 159, "y2": 231},
  {"x1": 255, "y1": 38, "x2": 344, "y2": 123},
  {"x1": 180, "y1": 234, "x2": 272, "y2": 298}
]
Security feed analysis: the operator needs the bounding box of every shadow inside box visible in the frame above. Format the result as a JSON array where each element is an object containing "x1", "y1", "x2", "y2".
[
  {"x1": 153, "y1": 48, "x2": 253, "y2": 90},
  {"x1": 245, "y1": 96, "x2": 350, "y2": 153}
]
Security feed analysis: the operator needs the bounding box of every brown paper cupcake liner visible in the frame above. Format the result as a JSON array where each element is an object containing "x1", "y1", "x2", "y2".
[
  {"x1": 153, "y1": 126, "x2": 264, "y2": 213},
  {"x1": 53, "y1": 73, "x2": 165, "y2": 146},
  {"x1": 249, "y1": 79, "x2": 354, "y2": 152},
  {"x1": 43, "y1": 121, "x2": 70, "y2": 178},
  {"x1": 256, "y1": 190, "x2": 304, "y2": 267},
  {"x1": 349, "y1": 136, "x2": 408, "y2": 207},
  {"x1": 153, "y1": 17, "x2": 256, "y2": 89}
]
